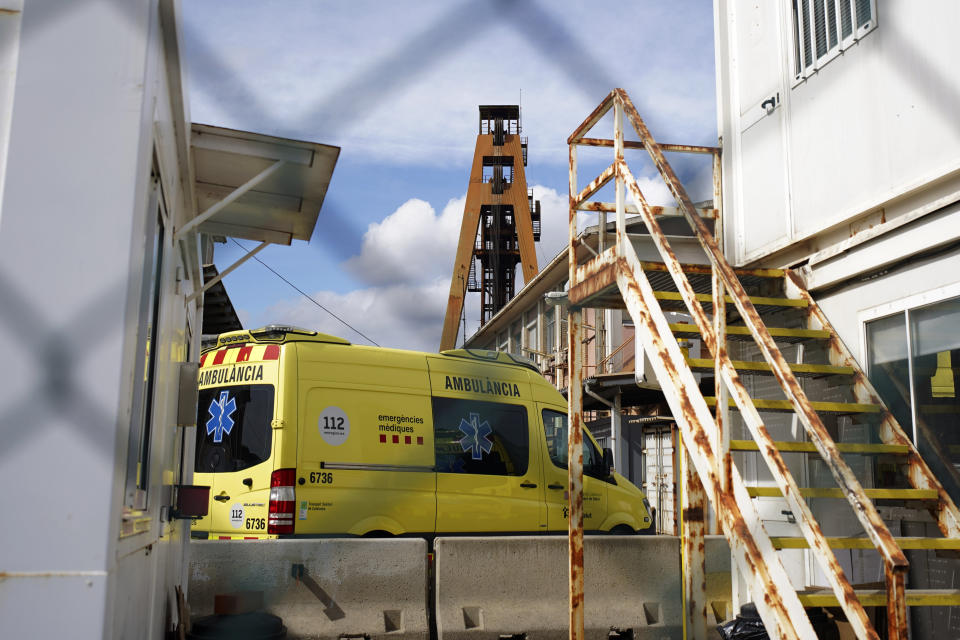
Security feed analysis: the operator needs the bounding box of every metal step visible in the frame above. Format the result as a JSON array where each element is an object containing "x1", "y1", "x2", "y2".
[
  {"x1": 669, "y1": 322, "x2": 830, "y2": 344},
  {"x1": 729, "y1": 440, "x2": 910, "y2": 454},
  {"x1": 643, "y1": 262, "x2": 787, "y2": 298},
  {"x1": 770, "y1": 537, "x2": 960, "y2": 550},
  {"x1": 647, "y1": 261, "x2": 786, "y2": 279},
  {"x1": 653, "y1": 290, "x2": 807, "y2": 308},
  {"x1": 797, "y1": 589, "x2": 960, "y2": 607},
  {"x1": 704, "y1": 397, "x2": 882, "y2": 414},
  {"x1": 746, "y1": 486, "x2": 938, "y2": 500},
  {"x1": 686, "y1": 357, "x2": 853, "y2": 378}
]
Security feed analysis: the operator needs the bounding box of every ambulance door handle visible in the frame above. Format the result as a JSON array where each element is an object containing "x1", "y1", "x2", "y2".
[
  {"x1": 520, "y1": 482, "x2": 537, "y2": 489},
  {"x1": 548, "y1": 483, "x2": 564, "y2": 490},
  {"x1": 213, "y1": 494, "x2": 230, "y2": 502}
]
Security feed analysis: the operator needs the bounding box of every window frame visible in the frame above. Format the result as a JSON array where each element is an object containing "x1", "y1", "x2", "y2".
[
  {"x1": 860, "y1": 281, "x2": 960, "y2": 445},
  {"x1": 541, "y1": 408, "x2": 607, "y2": 480},
  {"x1": 432, "y1": 396, "x2": 530, "y2": 477},
  {"x1": 791, "y1": 0, "x2": 877, "y2": 85},
  {"x1": 124, "y1": 176, "x2": 168, "y2": 510}
]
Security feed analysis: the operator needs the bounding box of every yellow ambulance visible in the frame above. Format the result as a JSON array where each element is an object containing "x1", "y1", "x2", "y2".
[{"x1": 191, "y1": 325, "x2": 653, "y2": 539}]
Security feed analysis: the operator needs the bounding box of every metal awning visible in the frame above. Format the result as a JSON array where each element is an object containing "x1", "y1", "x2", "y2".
[
  {"x1": 186, "y1": 124, "x2": 340, "y2": 245},
  {"x1": 179, "y1": 124, "x2": 340, "y2": 306}
]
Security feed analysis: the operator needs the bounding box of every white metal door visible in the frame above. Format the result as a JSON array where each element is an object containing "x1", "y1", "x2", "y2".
[
  {"x1": 730, "y1": 0, "x2": 792, "y2": 261},
  {"x1": 642, "y1": 424, "x2": 676, "y2": 535}
]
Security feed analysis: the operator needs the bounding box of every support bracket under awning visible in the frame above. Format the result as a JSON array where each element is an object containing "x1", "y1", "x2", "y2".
[
  {"x1": 175, "y1": 160, "x2": 287, "y2": 242},
  {"x1": 186, "y1": 241, "x2": 268, "y2": 304}
]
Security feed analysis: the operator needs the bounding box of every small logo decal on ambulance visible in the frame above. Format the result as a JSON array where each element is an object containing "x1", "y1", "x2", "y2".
[
  {"x1": 206, "y1": 390, "x2": 237, "y2": 443},
  {"x1": 458, "y1": 413, "x2": 493, "y2": 461},
  {"x1": 229, "y1": 503, "x2": 244, "y2": 529},
  {"x1": 318, "y1": 406, "x2": 350, "y2": 446}
]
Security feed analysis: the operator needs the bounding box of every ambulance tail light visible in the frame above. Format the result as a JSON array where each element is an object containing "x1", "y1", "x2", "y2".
[{"x1": 268, "y1": 468, "x2": 296, "y2": 535}]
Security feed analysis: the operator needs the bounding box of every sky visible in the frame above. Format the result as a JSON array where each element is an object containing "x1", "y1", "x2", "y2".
[{"x1": 181, "y1": 0, "x2": 718, "y2": 352}]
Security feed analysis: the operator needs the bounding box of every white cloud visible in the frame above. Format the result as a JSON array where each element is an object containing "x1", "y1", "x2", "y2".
[
  {"x1": 257, "y1": 279, "x2": 450, "y2": 352},
  {"x1": 255, "y1": 194, "x2": 472, "y2": 351},
  {"x1": 344, "y1": 196, "x2": 464, "y2": 286},
  {"x1": 254, "y1": 184, "x2": 581, "y2": 351},
  {"x1": 634, "y1": 175, "x2": 678, "y2": 208},
  {"x1": 532, "y1": 185, "x2": 571, "y2": 263}
]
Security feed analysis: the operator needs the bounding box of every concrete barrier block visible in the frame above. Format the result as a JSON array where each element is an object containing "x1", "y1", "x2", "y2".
[
  {"x1": 189, "y1": 539, "x2": 428, "y2": 640},
  {"x1": 705, "y1": 535, "x2": 732, "y2": 624},
  {"x1": 434, "y1": 536, "x2": 682, "y2": 640}
]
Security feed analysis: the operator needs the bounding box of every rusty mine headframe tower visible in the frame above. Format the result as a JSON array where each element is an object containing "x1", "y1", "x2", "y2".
[{"x1": 440, "y1": 105, "x2": 541, "y2": 351}]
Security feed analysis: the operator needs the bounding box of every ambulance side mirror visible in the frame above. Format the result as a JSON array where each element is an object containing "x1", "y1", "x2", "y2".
[{"x1": 602, "y1": 447, "x2": 614, "y2": 477}]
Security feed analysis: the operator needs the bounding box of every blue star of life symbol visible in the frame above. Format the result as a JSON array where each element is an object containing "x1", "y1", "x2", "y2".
[
  {"x1": 206, "y1": 390, "x2": 237, "y2": 444},
  {"x1": 458, "y1": 413, "x2": 493, "y2": 461}
]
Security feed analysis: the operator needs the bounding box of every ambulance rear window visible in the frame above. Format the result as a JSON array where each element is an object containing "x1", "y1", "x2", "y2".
[{"x1": 195, "y1": 385, "x2": 274, "y2": 473}]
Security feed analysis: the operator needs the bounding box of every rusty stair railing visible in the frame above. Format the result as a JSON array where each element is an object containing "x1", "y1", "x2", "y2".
[{"x1": 564, "y1": 89, "x2": 960, "y2": 640}]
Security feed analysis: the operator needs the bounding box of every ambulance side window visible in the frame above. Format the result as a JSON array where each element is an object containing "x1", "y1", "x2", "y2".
[
  {"x1": 432, "y1": 397, "x2": 529, "y2": 476},
  {"x1": 542, "y1": 409, "x2": 605, "y2": 479}
]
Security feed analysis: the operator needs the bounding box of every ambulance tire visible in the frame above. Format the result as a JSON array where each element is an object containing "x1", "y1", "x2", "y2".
[
  {"x1": 609, "y1": 525, "x2": 635, "y2": 535},
  {"x1": 362, "y1": 530, "x2": 394, "y2": 538}
]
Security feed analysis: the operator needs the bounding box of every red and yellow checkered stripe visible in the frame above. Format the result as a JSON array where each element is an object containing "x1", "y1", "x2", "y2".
[{"x1": 200, "y1": 344, "x2": 281, "y2": 368}]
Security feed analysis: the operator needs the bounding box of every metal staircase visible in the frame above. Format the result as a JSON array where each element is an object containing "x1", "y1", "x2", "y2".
[{"x1": 564, "y1": 89, "x2": 960, "y2": 640}]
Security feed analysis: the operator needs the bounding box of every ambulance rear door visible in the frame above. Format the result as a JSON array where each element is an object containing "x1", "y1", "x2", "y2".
[{"x1": 194, "y1": 345, "x2": 281, "y2": 538}]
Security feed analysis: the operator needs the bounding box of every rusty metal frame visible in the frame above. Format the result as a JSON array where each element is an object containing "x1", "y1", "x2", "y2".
[
  {"x1": 576, "y1": 201, "x2": 718, "y2": 219},
  {"x1": 567, "y1": 138, "x2": 586, "y2": 640},
  {"x1": 679, "y1": 434, "x2": 707, "y2": 640},
  {"x1": 563, "y1": 89, "x2": 934, "y2": 640},
  {"x1": 567, "y1": 91, "x2": 814, "y2": 640},
  {"x1": 567, "y1": 308, "x2": 585, "y2": 640},
  {"x1": 619, "y1": 88, "x2": 911, "y2": 639}
]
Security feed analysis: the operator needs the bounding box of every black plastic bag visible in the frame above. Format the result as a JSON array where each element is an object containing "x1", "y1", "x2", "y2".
[
  {"x1": 716, "y1": 603, "x2": 768, "y2": 640},
  {"x1": 717, "y1": 603, "x2": 839, "y2": 640}
]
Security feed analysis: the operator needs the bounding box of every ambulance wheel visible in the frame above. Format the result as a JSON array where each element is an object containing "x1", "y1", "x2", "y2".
[
  {"x1": 609, "y1": 525, "x2": 634, "y2": 535},
  {"x1": 362, "y1": 530, "x2": 394, "y2": 538}
]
